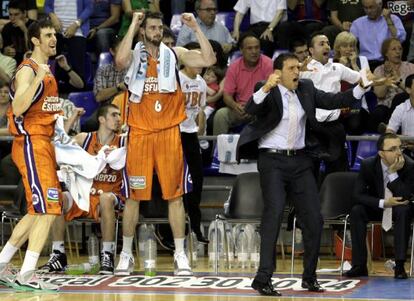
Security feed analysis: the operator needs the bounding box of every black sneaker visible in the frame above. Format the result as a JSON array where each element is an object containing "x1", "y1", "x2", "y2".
[
  {"x1": 154, "y1": 228, "x2": 175, "y2": 251},
  {"x1": 196, "y1": 233, "x2": 209, "y2": 244},
  {"x1": 99, "y1": 251, "x2": 114, "y2": 275},
  {"x1": 38, "y1": 250, "x2": 67, "y2": 273}
]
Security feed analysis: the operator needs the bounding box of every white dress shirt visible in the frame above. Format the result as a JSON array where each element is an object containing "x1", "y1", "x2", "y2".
[
  {"x1": 300, "y1": 59, "x2": 361, "y2": 122},
  {"x1": 255, "y1": 84, "x2": 306, "y2": 150},
  {"x1": 234, "y1": 0, "x2": 287, "y2": 24},
  {"x1": 387, "y1": 99, "x2": 414, "y2": 136},
  {"x1": 252, "y1": 83, "x2": 367, "y2": 149}
]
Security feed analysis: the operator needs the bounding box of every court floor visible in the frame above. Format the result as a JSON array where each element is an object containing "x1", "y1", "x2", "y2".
[{"x1": 0, "y1": 255, "x2": 413, "y2": 301}]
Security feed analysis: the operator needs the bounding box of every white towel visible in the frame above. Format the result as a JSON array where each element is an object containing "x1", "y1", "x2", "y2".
[
  {"x1": 54, "y1": 116, "x2": 126, "y2": 211},
  {"x1": 125, "y1": 42, "x2": 177, "y2": 103},
  {"x1": 217, "y1": 134, "x2": 239, "y2": 163}
]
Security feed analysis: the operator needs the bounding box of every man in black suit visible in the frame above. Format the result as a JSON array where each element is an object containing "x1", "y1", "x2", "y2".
[
  {"x1": 236, "y1": 53, "x2": 368, "y2": 296},
  {"x1": 344, "y1": 133, "x2": 414, "y2": 279}
]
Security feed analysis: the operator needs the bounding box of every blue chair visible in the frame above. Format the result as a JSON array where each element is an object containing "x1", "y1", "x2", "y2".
[
  {"x1": 221, "y1": 11, "x2": 250, "y2": 33},
  {"x1": 68, "y1": 91, "x2": 99, "y2": 125},
  {"x1": 350, "y1": 137, "x2": 378, "y2": 171},
  {"x1": 98, "y1": 52, "x2": 113, "y2": 68}
]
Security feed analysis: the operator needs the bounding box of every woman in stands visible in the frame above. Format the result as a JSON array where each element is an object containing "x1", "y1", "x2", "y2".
[{"x1": 372, "y1": 38, "x2": 414, "y2": 130}]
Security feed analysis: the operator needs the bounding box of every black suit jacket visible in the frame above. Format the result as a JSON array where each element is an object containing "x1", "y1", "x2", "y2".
[
  {"x1": 353, "y1": 155, "x2": 414, "y2": 208},
  {"x1": 236, "y1": 78, "x2": 361, "y2": 160}
]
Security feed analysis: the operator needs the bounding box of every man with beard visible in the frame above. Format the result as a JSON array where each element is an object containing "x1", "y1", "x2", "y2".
[{"x1": 114, "y1": 11, "x2": 216, "y2": 276}]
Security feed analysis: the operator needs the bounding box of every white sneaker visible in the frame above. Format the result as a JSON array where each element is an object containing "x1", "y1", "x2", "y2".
[
  {"x1": 174, "y1": 252, "x2": 193, "y2": 276},
  {"x1": 0, "y1": 263, "x2": 17, "y2": 288},
  {"x1": 114, "y1": 251, "x2": 135, "y2": 276},
  {"x1": 14, "y1": 270, "x2": 59, "y2": 291}
]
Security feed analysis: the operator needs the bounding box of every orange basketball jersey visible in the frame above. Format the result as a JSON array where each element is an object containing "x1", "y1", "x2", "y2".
[
  {"x1": 82, "y1": 132, "x2": 125, "y2": 196},
  {"x1": 8, "y1": 58, "x2": 61, "y2": 138},
  {"x1": 127, "y1": 55, "x2": 186, "y2": 132}
]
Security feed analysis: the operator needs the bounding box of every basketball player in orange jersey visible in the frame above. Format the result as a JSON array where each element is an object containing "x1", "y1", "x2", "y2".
[
  {"x1": 40, "y1": 104, "x2": 125, "y2": 275},
  {"x1": 114, "y1": 11, "x2": 216, "y2": 276},
  {"x1": 0, "y1": 19, "x2": 61, "y2": 291}
]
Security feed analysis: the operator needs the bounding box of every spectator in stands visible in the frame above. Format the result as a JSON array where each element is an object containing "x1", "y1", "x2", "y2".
[
  {"x1": 333, "y1": 31, "x2": 369, "y2": 71},
  {"x1": 204, "y1": 65, "x2": 225, "y2": 120},
  {"x1": 87, "y1": 0, "x2": 122, "y2": 55},
  {"x1": 350, "y1": 0, "x2": 406, "y2": 70},
  {"x1": 383, "y1": 0, "x2": 413, "y2": 60},
  {"x1": 213, "y1": 33, "x2": 273, "y2": 135},
  {"x1": 177, "y1": 0, "x2": 234, "y2": 54},
  {"x1": 84, "y1": 34, "x2": 126, "y2": 131},
  {"x1": 344, "y1": 133, "x2": 414, "y2": 279},
  {"x1": 0, "y1": 35, "x2": 16, "y2": 83},
  {"x1": 54, "y1": 53, "x2": 85, "y2": 93},
  {"x1": 232, "y1": 0, "x2": 287, "y2": 57},
  {"x1": 289, "y1": 38, "x2": 309, "y2": 63},
  {"x1": 0, "y1": 0, "x2": 37, "y2": 29},
  {"x1": 386, "y1": 74, "x2": 414, "y2": 157},
  {"x1": 45, "y1": 0, "x2": 93, "y2": 81},
  {"x1": 322, "y1": 0, "x2": 364, "y2": 45},
  {"x1": 276, "y1": 0, "x2": 328, "y2": 50},
  {"x1": 373, "y1": 38, "x2": 414, "y2": 130},
  {"x1": 118, "y1": 0, "x2": 159, "y2": 37},
  {"x1": 301, "y1": 33, "x2": 361, "y2": 173},
  {"x1": 2, "y1": 1, "x2": 34, "y2": 65},
  {"x1": 162, "y1": 25, "x2": 176, "y2": 48}
]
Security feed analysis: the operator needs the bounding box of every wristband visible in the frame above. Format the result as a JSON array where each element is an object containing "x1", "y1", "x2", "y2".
[{"x1": 66, "y1": 67, "x2": 72, "y2": 73}]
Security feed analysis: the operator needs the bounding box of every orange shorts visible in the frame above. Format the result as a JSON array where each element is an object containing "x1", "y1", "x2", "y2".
[
  {"x1": 127, "y1": 126, "x2": 184, "y2": 201},
  {"x1": 12, "y1": 136, "x2": 62, "y2": 215},
  {"x1": 65, "y1": 193, "x2": 121, "y2": 221}
]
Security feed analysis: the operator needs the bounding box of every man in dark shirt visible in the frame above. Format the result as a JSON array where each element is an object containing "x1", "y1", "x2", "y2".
[{"x1": 1, "y1": 0, "x2": 34, "y2": 65}]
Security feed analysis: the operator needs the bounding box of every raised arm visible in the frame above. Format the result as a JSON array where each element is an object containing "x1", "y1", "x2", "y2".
[
  {"x1": 115, "y1": 12, "x2": 144, "y2": 70},
  {"x1": 173, "y1": 13, "x2": 216, "y2": 68},
  {"x1": 12, "y1": 65, "x2": 48, "y2": 117}
]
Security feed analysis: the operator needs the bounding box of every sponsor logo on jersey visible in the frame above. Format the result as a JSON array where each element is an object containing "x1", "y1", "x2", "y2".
[
  {"x1": 129, "y1": 176, "x2": 146, "y2": 189},
  {"x1": 42, "y1": 96, "x2": 62, "y2": 112},
  {"x1": 144, "y1": 77, "x2": 158, "y2": 93},
  {"x1": 47, "y1": 188, "x2": 59, "y2": 202}
]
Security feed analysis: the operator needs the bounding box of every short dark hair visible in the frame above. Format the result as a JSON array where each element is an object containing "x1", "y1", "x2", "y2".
[
  {"x1": 142, "y1": 11, "x2": 164, "y2": 28},
  {"x1": 28, "y1": 18, "x2": 55, "y2": 50},
  {"x1": 109, "y1": 34, "x2": 122, "y2": 50},
  {"x1": 377, "y1": 132, "x2": 399, "y2": 150},
  {"x1": 238, "y1": 32, "x2": 259, "y2": 49},
  {"x1": 97, "y1": 104, "x2": 119, "y2": 122},
  {"x1": 8, "y1": 0, "x2": 26, "y2": 12},
  {"x1": 289, "y1": 39, "x2": 307, "y2": 53},
  {"x1": 273, "y1": 52, "x2": 299, "y2": 70},
  {"x1": 308, "y1": 32, "x2": 326, "y2": 48},
  {"x1": 162, "y1": 26, "x2": 176, "y2": 42},
  {"x1": 405, "y1": 74, "x2": 414, "y2": 89}
]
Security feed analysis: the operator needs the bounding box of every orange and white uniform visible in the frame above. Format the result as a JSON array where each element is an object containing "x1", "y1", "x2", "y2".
[
  {"x1": 127, "y1": 55, "x2": 186, "y2": 201},
  {"x1": 8, "y1": 58, "x2": 63, "y2": 215},
  {"x1": 65, "y1": 132, "x2": 126, "y2": 221}
]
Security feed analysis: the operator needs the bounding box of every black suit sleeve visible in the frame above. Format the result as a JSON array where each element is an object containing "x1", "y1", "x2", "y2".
[
  {"x1": 313, "y1": 85, "x2": 361, "y2": 110},
  {"x1": 353, "y1": 160, "x2": 382, "y2": 208},
  {"x1": 388, "y1": 157, "x2": 414, "y2": 200}
]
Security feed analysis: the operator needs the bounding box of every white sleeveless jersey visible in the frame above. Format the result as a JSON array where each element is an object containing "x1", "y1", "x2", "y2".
[{"x1": 178, "y1": 71, "x2": 207, "y2": 133}]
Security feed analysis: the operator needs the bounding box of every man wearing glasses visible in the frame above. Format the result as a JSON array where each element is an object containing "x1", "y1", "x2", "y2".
[
  {"x1": 176, "y1": 0, "x2": 234, "y2": 53},
  {"x1": 344, "y1": 132, "x2": 414, "y2": 279}
]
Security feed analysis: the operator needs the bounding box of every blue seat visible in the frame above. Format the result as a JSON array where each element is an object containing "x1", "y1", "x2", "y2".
[
  {"x1": 84, "y1": 53, "x2": 95, "y2": 90},
  {"x1": 350, "y1": 137, "x2": 378, "y2": 171},
  {"x1": 68, "y1": 91, "x2": 99, "y2": 125},
  {"x1": 203, "y1": 143, "x2": 221, "y2": 176},
  {"x1": 220, "y1": 11, "x2": 250, "y2": 33},
  {"x1": 98, "y1": 52, "x2": 113, "y2": 68}
]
